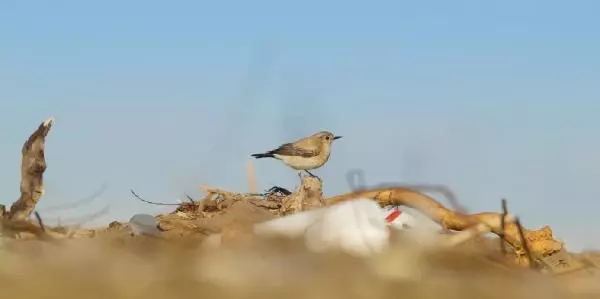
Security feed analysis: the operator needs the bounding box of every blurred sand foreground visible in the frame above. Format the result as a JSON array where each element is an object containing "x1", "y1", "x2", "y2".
[{"x1": 1, "y1": 233, "x2": 599, "y2": 299}]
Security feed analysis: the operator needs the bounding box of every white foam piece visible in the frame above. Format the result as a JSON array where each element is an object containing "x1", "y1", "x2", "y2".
[
  {"x1": 254, "y1": 198, "x2": 391, "y2": 257},
  {"x1": 204, "y1": 199, "x2": 435, "y2": 256},
  {"x1": 304, "y1": 198, "x2": 390, "y2": 256},
  {"x1": 253, "y1": 207, "x2": 326, "y2": 238}
]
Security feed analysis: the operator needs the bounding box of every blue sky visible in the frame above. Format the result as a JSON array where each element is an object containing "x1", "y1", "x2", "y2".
[{"x1": 1, "y1": 1, "x2": 599, "y2": 250}]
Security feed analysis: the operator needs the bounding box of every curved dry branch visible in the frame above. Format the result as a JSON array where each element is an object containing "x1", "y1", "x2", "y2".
[
  {"x1": 326, "y1": 187, "x2": 563, "y2": 266},
  {"x1": 129, "y1": 189, "x2": 182, "y2": 206},
  {"x1": 345, "y1": 169, "x2": 468, "y2": 213},
  {"x1": 8, "y1": 117, "x2": 54, "y2": 221}
]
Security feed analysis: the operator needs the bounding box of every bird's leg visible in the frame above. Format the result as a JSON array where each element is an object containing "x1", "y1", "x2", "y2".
[
  {"x1": 304, "y1": 170, "x2": 316, "y2": 177},
  {"x1": 304, "y1": 170, "x2": 322, "y2": 182}
]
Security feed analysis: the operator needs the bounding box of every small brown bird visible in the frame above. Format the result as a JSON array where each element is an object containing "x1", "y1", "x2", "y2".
[{"x1": 251, "y1": 131, "x2": 342, "y2": 178}]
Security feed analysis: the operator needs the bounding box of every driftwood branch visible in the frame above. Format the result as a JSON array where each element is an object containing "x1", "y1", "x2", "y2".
[
  {"x1": 443, "y1": 222, "x2": 492, "y2": 248},
  {"x1": 326, "y1": 187, "x2": 564, "y2": 266},
  {"x1": 7, "y1": 117, "x2": 54, "y2": 221},
  {"x1": 345, "y1": 168, "x2": 468, "y2": 213}
]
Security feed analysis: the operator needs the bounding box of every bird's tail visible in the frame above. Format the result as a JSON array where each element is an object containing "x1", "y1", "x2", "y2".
[{"x1": 251, "y1": 152, "x2": 274, "y2": 159}]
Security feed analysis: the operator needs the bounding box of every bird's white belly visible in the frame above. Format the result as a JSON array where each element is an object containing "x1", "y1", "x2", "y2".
[{"x1": 275, "y1": 154, "x2": 327, "y2": 170}]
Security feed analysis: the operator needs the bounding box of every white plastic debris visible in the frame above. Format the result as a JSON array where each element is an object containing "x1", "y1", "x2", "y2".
[
  {"x1": 129, "y1": 214, "x2": 164, "y2": 237},
  {"x1": 383, "y1": 206, "x2": 417, "y2": 230},
  {"x1": 304, "y1": 198, "x2": 391, "y2": 256},
  {"x1": 254, "y1": 198, "x2": 395, "y2": 257},
  {"x1": 253, "y1": 206, "x2": 325, "y2": 238}
]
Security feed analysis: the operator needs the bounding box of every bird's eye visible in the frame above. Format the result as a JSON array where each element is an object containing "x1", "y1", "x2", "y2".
[{"x1": 325, "y1": 136, "x2": 330, "y2": 140}]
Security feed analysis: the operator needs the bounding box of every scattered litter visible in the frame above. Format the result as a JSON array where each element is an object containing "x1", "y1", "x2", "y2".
[
  {"x1": 384, "y1": 206, "x2": 416, "y2": 230},
  {"x1": 129, "y1": 214, "x2": 164, "y2": 237}
]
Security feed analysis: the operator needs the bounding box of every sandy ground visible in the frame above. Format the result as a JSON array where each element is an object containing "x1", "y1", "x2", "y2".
[{"x1": 1, "y1": 232, "x2": 599, "y2": 299}]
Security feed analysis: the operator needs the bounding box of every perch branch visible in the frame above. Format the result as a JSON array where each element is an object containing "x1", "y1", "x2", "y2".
[
  {"x1": 279, "y1": 176, "x2": 323, "y2": 214},
  {"x1": 7, "y1": 117, "x2": 54, "y2": 221}
]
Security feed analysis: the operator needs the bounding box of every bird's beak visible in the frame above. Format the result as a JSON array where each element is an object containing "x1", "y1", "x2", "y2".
[{"x1": 333, "y1": 136, "x2": 342, "y2": 140}]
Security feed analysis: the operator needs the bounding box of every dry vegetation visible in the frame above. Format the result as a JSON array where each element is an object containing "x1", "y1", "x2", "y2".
[{"x1": 1, "y1": 117, "x2": 600, "y2": 299}]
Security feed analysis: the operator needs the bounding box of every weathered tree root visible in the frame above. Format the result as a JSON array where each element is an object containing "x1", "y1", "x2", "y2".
[
  {"x1": 0, "y1": 117, "x2": 71, "y2": 241},
  {"x1": 7, "y1": 117, "x2": 54, "y2": 221},
  {"x1": 326, "y1": 187, "x2": 564, "y2": 266}
]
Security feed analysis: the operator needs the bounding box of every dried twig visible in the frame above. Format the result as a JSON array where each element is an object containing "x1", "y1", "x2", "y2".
[
  {"x1": 515, "y1": 217, "x2": 536, "y2": 268},
  {"x1": 184, "y1": 193, "x2": 196, "y2": 204},
  {"x1": 34, "y1": 211, "x2": 46, "y2": 232},
  {"x1": 129, "y1": 189, "x2": 181, "y2": 206},
  {"x1": 500, "y1": 198, "x2": 508, "y2": 254}
]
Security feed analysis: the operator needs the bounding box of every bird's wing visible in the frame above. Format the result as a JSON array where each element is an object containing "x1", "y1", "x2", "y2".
[{"x1": 270, "y1": 142, "x2": 320, "y2": 158}]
